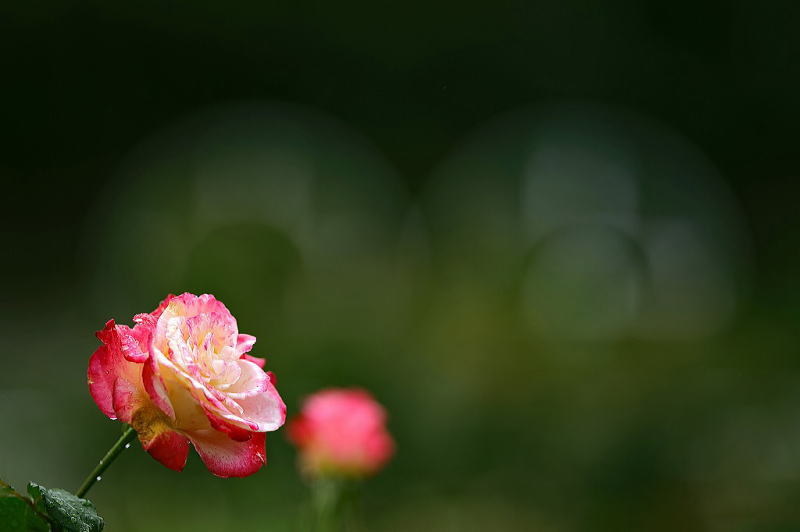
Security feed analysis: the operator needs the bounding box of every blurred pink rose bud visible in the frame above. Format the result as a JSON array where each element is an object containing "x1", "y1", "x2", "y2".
[
  {"x1": 288, "y1": 388, "x2": 395, "y2": 477},
  {"x1": 88, "y1": 293, "x2": 286, "y2": 477}
]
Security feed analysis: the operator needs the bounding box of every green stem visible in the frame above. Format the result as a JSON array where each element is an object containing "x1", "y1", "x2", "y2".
[
  {"x1": 76, "y1": 426, "x2": 137, "y2": 498},
  {"x1": 310, "y1": 477, "x2": 363, "y2": 532},
  {"x1": 311, "y1": 477, "x2": 343, "y2": 532}
]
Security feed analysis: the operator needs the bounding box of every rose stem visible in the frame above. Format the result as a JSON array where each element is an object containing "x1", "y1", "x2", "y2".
[
  {"x1": 76, "y1": 425, "x2": 137, "y2": 498},
  {"x1": 312, "y1": 477, "x2": 345, "y2": 532}
]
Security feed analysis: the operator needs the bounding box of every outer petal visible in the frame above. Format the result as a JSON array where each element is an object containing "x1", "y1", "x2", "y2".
[
  {"x1": 126, "y1": 295, "x2": 173, "y2": 361},
  {"x1": 236, "y1": 334, "x2": 257, "y2": 355},
  {"x1": 117, "y1": 324, "x2": 150, "y2": 363},
  {"x1": 241, "y1": 354, "x2": 266, "y2": 369},
  {"x1": 150, "y1": 294, "x2": 176, "y2": 319},
  {"x1": 95, "y1": 319, "x2": 120, "y2": 349},
  {"x1": 204, "y1": 408, "x2": 255, "y2": 442},
  {"x1": 112, "y1": 377, "x2": 148, "y2": 424},
  {"x1": 87, "y1": 345, "x2": 116, "y2": 419},
  {"x1": 235, "y1": 385, "x2": 287, "y2": 432},
  {"x1": 363, "y1": 430, "x2": 395, "y2": 473},
  {"x1": 163, "y1": 293, "x2": 236, "y2": 326},
  {"x1": 142, "y1": 429, "x2": 190, "y2": 472},
  {"x1": 97, "y1": 318, "x2": 150, "y2": 364},
  {"x1": 287, "y1": 415, "x2": 312, "y2": 446},
  {"x1": 88, "y1": 320, "x2": 147, "y2": 420},
  {"x1": 143, "y1": 356, "x2": 176, "y2": 419},
  {"x1": 187, "y1": 429, "x2": 266, "y2": 478}
]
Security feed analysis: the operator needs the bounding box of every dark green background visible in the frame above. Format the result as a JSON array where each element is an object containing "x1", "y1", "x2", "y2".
[{"x1": 2, "y1": 2, "x2": 800, "y2": 530}]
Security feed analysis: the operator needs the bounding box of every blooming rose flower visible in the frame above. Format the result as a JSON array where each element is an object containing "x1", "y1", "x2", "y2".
[
  {"x1": 288, "y1": 388, "x2": 394, "y2": 477},
  {"x1": 88, "y1": 293, "x2": 286, "y2": 477}
]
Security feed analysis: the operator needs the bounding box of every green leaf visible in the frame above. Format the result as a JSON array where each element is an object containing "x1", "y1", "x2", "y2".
[
  {"x1": 28, "y1": 483, "x2": 104, "y2": 532},
  {"x1": 0, "y1": 480, "x2": 50, "y2": 532},
  {"x1": 25, "y1": 483, "x2": 49, "y2": 517}
]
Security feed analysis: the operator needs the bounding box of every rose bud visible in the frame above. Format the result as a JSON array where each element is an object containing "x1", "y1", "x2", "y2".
[
  {"x1": 288, "y1": 388, "x2": 394, "y2": 478},
  {"x1": 88, "y1": 293, "x2": 286, "y2": 477}
]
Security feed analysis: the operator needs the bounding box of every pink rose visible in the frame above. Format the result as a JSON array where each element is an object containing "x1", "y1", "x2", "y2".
[
  {"x1": 88, "y1": 293, "x2": 286, "y2": 477},
  {"x1": 288, "y1": 388, "x2": 394, "y2": 477}
]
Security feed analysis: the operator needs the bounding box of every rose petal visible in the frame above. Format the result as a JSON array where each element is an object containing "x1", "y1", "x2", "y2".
[
  {"x1": 95, "y1": 318, "x2": 151, "y2": 364},
  {"x1": 287, "y1": 415, "x2": 312, "y2": 446},
  {"x1": 163, "y1": 293, "x2": 237, "y2": 330},
  {"x1": 87, "y1": 345, "x2": 116, "y2": 419},
  {"x1": 150, "y1": 294, "x2": 176, "y2": 319},
  {"x1": 241, "y1": 354, "x2": 266, "y2": 369},
  {"x1": 234, "y1": 384, "x2": 287, "y2": 432},
  {"x1": 210, "y1": 358, "x2": 242, "y2": 389},
  {"x1": 187, "y1": 429, "x2": 266, "y2": 478},
  {"x1": 155, "y1": 350, "x2": 246, "y2": 418},
  {"x1": 166, "y1": 322, "x2": 194, "y2": 368},
  {"x1": 225, "y1": 359, "x2": 269, "y2": 399},
  {"x1": 204, "y1": 408, "x2": 255, "y2": 442},
  {"x1": 117, "y1": 324, "x2": 150, "y2": 363},
  {"x1": 201, "y1": 379, "x2": 285, "y2": 433},
  {"x1": 112, "y1": 376, "x2": 151, "y2": 424},
  {"x1": 236, "y1": 334, "x2": 256, "y2": 356},
  {"x1": 142, "y1": 429, "x2": 189, "y2": 472},
  {"x1": 186, "y1": 313, "x2": 237, "y2": 358},
  {"x1": 94, "y1": 319, "x2": 119, "y2": 347},
  {"x1": 143, "y1": 356, "x2": 176, "y2": 419},
  {"x1": 89, "y1": 320, "x2": 147, "y2": 421}
]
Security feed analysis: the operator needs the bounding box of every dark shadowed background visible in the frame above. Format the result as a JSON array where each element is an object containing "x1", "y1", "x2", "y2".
[{"x1": 2, "y1": 2, "x2": 800, "y2": 531}]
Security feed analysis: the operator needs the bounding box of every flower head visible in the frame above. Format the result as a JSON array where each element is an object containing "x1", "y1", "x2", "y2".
[
  {"x1": 288, "y1": 388, "x2": 394, "y2": 477},
  {"x1": 88, "y1": 293, "x2": 286, "y2": 477}
]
